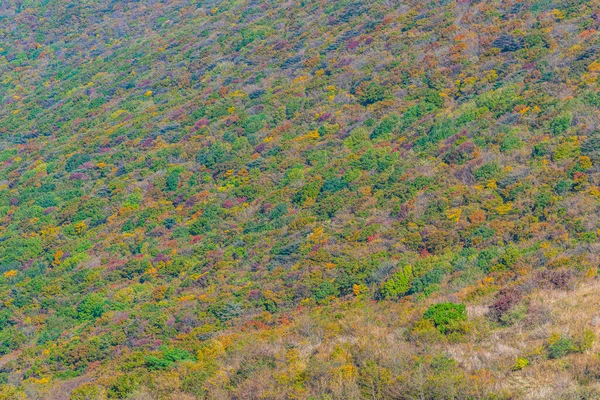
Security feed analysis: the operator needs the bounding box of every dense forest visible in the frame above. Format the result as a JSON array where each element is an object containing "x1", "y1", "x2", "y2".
[{"x1": 0, "y1": 0, "x2": 599, "y2": 398}]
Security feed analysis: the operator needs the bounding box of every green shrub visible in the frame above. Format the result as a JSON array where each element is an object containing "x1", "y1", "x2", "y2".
[
  {"x1": 500, "y1": 132, "x2": 524, "y2": 152},
  {"x1": 70, "y1": 384, "x2": 105, "y2": 400},
  {"x1": 547, "y1": 335, "x2": 574, "y2": 359},
  {"x1": 357, "y1": 82, "x2": 387, "y2": 106},
  {"x1": 533, "y1": 142, "x2": 550, "y2": 157},
  {"x1": 381, "y1": 265, "x2": 413, "y2": 299},
  {"x1": 550, "y1": 113, "x2": 573, "y2": 135},
  {"x1": 196, "y1": 142, "x2": 230, "y2": 168},
  {"x1": 574, "y1": 329, "x2": 595, "y2": 353},
  {"x1": 344, "y1": 127, "x2": 370, "y2": 150},
  {"x1": 552, "y1": 140, "x2": 579, "y2": 161},
  {"x1": 76, "y1": 294, "x2": 106, "y2": 321},
  {"x1": 321, "y1": 177, "x2": 348, "y2": 193},
  {"x1": 145, "y1": 355, "x2": 172, "y2": 371},
  {"x1": 107, "y1": 374, "x2": 140, "y2": 399},
  {"x1": 473, "y1": 162, "x2": 501, "y2": 181},
  {"x1": 312, "y1": 281, "x2": 338, "y2": 304},
  {"x1": 0, "y1": 328, "x2": 27, "y2": 356},
  {"x1": 513, "y1": 357, "x2": 529, "y2": 371},
  {"x1": 370, "y1": 115, "x2": 399, "y2": 140},
  {"x1": 409, "y1": 268, "x2": 444, "y2": 294},
  {"x1": 65, "y1": 153, "x2": 91, "y2": 172},
  {"x1": 423, "y1": 302, "x2": 467, "y2": 334},
  {"x1": 243, "y1": 113, "x2": 266, "y2": 134},
  {"x1": 166, "y1": 170, "x2": 181, "y2": 191},
  {"x1": 209, "y1": 302, "x2": 243, "y2": 324}
]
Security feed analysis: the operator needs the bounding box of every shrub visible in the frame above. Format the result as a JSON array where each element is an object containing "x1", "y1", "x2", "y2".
[
  {"x1": 70, "y1": 384, "x2": 106, "y2": 400},
  {"x1": 473, "y1": 162, "x2": 501, "y2": 181},
  {"x1": 312, "y1": 281, "x2": 338, "y2": 304},
  {"x1": 344, "y1": 127, "x2": 370, "y2": 150},
  {"x1": 196, "y1": 142, "x2": 230, "y2": 168},
  {"x1": 107, "y1": 374, "x2": 140, "y2": 399},
  {"x1": 146, "y1": 356, "x2": 173, "y2": 371},
  {"x1": 409, "y1": 268, "x2": 444, "y2": 294},
  {"x1": 573, "y1": 329, "x2": 595, "y2": 353},
  {"x1": 547, "y1": 334, "x2": 574, "y2": 359},
  {"x1": 545, "y1": 330, "x2": 595, "y2": 360},
  {"x1": 243, "y1": 113, "x2": 266, "y2": 134},
  {"x1": 370, "y1": 115, "x2": 399, "y2": 140},
  {"x1": 269, "y1": 203, "x2": 289, "y2": 220},
  {"x1": 552, "y1": 140, "x2": 579, "y2": 161},
  {"x1": 0, "y1": 385, "x2": 26, "y2": 400},
  {"x1": 477, "y1": 247, "x2": 501, "y2": 272},
  {"x1": 188, "y1": 204, "x2": 221, "y2": 235},
  {"x1": 0, "y1": 328, "x2": 27, "y2": 356},
  {"x1": 501, "y1": 246, "x2": 521, "y2": 268},
  {"x1": 357, "y1": 82, "x2": 387, "y2": 106},
  {"x1": 381, "y1": 265, "x2": 413, "y2": 299},
  {"x1": 76, "y1": 294, "x2": 106, "y2": 321},
  {"x1": 321, "y1": 177, "x2": 348, "y2": 193},
  {"x1": 0, "y1": 310, "x2": 12, "y2": 331},
  {"x1": 550, "y1": 113, "x2": 573, "y2": 135},
  {"x1": 166, "y1": 170, "x2": 180, "y2": 191},
  {"x1": 209, "y1": 302, "x2": 242, "y2": 324},
  {"x1": 65, "y1": 153, "x2": 91, "y2": 172},
  {"x1": 181, "y1": 369, "x2": 213, "y2": 397},
  {"x1": 533, "y1": 142, "x2": 550, "y2": 157},
  {"x1": 536, "y1": 269, "x2": 575, "y2": 290},
  {"x1": 500, "y1": 132, "x2": 524, "y2": 152},
  {"x1": 423, "y1": 302, "x2": 467, "y2": 334},
  {"x1": 409, "y1": 318, "x2": 445, "y2": 343},
  {"x1": 492, "y1": 35, "x2": 524, "y2": 52},
  {"x1": 162, "y1": 346, "x2": 192, "y2": 362},
  {"x1": 489, "y1": 287, "x2": 522, "y2": 323},
  {"x1": 513, "y1": 357, "x2": 529, "y2": 371},
  {"x1": 581, "y1": 135, "x2": 600, "y2": 161}
]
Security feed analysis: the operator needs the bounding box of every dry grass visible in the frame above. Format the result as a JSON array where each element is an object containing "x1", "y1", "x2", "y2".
[{"x1": 494, "y1": 279, "x2": 600, "y2": 398}]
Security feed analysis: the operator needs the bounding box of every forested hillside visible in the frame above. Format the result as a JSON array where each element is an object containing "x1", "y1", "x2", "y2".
[{"x1": 0, "y1": 0, "x2": 599, "y2": 398}]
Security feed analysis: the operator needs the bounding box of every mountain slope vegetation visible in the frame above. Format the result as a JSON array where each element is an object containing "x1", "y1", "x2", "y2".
[{"x1": 0, "y1": 0, "x2": 599, "y2": 398}]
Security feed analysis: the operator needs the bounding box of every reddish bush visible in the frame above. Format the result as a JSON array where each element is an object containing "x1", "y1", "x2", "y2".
[
  {"x1": 536, "y1": 269, "x2": 576, "y2": 291},
  {"x1": 489, "y1": 287, "x2": 522, "y2": 321}
]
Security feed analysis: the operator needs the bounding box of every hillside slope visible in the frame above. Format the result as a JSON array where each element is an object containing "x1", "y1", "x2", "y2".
[{"x1": 0, "y1": 0, "x2": 599, "y2": 398}]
